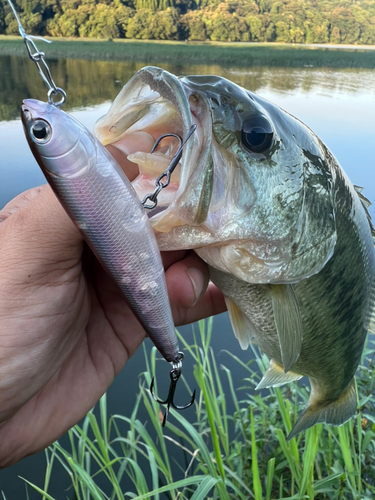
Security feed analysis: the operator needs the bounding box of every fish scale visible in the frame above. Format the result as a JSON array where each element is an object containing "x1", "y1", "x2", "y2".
[{"x1": 94, "y1": 67, "x2": 375, "y2": 437}]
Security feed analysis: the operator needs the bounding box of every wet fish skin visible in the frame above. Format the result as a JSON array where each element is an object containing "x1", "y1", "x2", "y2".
[
  {"x1": 21, "y1": 99, "x2": 179, "y2": 363},
  {"x1": 95, "y1": 69, "x2": 375, "y2": 437},
  {"x1": 177, "y1": 77, "x2": 375, "y2": 438}
]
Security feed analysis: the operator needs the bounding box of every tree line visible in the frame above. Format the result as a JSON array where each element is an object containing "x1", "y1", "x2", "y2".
[{"x1": 1, "y1": 0, "x2": 375, "y2": 44}]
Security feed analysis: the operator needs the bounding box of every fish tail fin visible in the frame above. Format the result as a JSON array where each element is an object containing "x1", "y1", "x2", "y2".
[{"x1": 287, "y1": 378, "x2": 357, "y2": 441}]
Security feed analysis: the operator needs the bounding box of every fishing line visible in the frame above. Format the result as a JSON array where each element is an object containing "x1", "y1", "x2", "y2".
[
  {"x1": 10, "y1": 0, "x2": 195, "y2": 425},
  {"x1": 7, "y1": 0, "x2": 66, "y2": 107},
  {"x1": 8, "y1": 0, "x2": 197, "y2": 211}
]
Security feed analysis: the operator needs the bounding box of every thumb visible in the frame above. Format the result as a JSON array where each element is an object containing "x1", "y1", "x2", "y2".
[
  {"x1": 0, "y1": 186, "x2": 45, "y2": 222},
  {"x1": 0, "y1": 185, "x2": 83, "y2": 285}
]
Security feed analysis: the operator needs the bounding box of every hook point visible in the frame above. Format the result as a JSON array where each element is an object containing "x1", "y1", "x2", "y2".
[{"x1": 149, "y1": 355, "x2": 196, "y2": 426}]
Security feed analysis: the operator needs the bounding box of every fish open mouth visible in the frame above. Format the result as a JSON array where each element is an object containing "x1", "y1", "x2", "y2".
[{"x1": 94, "y1": 66, "x2": 212, "y2": 232}]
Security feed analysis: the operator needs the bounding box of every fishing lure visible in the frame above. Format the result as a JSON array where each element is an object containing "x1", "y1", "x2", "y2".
[{"x1": 9, "y1": 0, "x2": 195, "y2": 425}]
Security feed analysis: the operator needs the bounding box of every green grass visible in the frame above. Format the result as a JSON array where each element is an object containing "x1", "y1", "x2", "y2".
[
  {"x1": 2, "y1": 37, "x2": 375, "y2": 68},
  {"x1": 18, "y1": 319, "x2": 375, "y2": 499}
]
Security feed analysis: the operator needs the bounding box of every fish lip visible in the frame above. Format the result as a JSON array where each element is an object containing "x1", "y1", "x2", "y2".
[
  {"x1": 94, "y1": 66, "x2": 211, "y2": 225},
  {"x1": 137, "y1": 67, "x2": 196, "y2": 212}
]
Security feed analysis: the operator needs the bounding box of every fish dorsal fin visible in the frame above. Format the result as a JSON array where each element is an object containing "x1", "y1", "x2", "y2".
[
  {"x1": 256, "y1": 358, "x2": 302, "y2": 390},
  {"x1": 354, "y1": 185, "x2": 375, "y2": 241},
  {"x1": 225, "y1": 297, "x2": 256, "y2": 350},
  {"x1": 270, "y1": 284, "x2": 303, "y2": 373},
  {"x1": 287, "y1": 378, "x2": 357, "y2": 441}
]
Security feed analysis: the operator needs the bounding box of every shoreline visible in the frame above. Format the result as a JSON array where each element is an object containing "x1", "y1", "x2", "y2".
[
  {"x1": 2, "y1": 37, "x2": 375, "y2": 67},
  {"x1": 2, "y1": 36, "x2": 375, "y2": 50}
]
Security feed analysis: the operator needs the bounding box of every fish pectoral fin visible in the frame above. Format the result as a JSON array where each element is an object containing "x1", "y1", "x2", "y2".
[
  {"x1": 270, "y1": 284, "x2": 303, "y2": 373},
  {"x1": 225, "y1": 297, "x2": 256, "y2": 350},
  {"x1": 287, "y1": 378, "x2": 357, "y2": 441},
  {"x1": 256, "y1": 358, "x2": 302, "y2": 390}
]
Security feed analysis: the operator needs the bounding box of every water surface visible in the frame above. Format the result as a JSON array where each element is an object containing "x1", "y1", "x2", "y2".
[{"x1": 0, "y1": 55, "x2": 374, "y2": 498}]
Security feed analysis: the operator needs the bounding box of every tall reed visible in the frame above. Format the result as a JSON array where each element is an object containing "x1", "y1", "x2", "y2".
[{"x1": 19, "y1": 319, "x2": 375, "y2": 499}]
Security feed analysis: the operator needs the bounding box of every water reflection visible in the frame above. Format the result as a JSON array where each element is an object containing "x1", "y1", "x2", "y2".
[
  {"x1": 2, "y1": 55, "x2": 375, "y2": 121},
  {"x1": 1, "y1": 54, "x2": 375, "y2": 219},
  {"x1": 1, "y1": 52, "x2": 375, "y2": 499}
]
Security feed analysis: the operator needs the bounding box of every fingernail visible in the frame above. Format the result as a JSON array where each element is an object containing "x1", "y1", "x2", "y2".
[{"x1": 186, "y1": 267, "x2": 205, "y2": 306}]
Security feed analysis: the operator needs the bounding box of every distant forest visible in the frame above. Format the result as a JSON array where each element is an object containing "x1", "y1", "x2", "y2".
[{"x1": 1, "y1": 0, "x2": 375, "y2": 44}]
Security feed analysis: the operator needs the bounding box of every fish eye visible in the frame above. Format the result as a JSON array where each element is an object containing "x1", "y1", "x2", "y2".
[
  {"x1": 30, "y1": 120, "x2": 51, "y2": 144},
  {"x1": 241, "y1": 115, "x2": 273, "y2": 154}
]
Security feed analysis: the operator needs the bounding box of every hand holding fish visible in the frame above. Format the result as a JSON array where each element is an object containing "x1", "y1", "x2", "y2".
[{"x1": 0, "y1": 184, "x2": 225, "y2": 468}]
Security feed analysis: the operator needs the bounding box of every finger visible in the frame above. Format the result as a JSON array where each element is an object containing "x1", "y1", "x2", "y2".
[
  {"x1": 165, "y1": 251, "x2": 227, "y2": 325},
  {"x1": 161, "y1": 250, "x2": 187, "y2": 270},
  {"x1": 0, "y1": 186, "x2": 45, "y2": 222},
  {"x1": 2, "y1": 185, "x2": 81, "y2": 249},
  {"x1": 178, "y1": 282, "x2": 227, "y2": 326},
  {"x1": 0, "y1": 185, "x2": 83, "y2": 286},
  {"x1": 166, "y1": 250, "x2": 209, "y2": 308}
]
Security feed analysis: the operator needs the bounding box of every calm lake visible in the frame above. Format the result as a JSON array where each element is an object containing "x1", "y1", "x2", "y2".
[{"x1": 0, "y1": 51, "x2": 375, "y2": 498}]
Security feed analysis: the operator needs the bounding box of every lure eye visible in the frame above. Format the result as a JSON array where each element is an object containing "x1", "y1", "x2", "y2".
[
  {"x1": 30, "y1": 120, "x2": 51, "y2": 144},
  {"x1": 241, "y1": 115, "x2": 273, "y2": 154}
]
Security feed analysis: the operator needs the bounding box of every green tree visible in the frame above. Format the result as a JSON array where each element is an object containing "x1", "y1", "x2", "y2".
[
  {"x1": 79, "y1": 3, "x2": 124, "y2": 38},
  {"x1": 151, "y1": 8, "x2": 179, "y2": 38},
  {"x1": 46, "y1": 4, "x2": 93, "y2": 36},
  {"x1": 360, "y1": 23, "x2": 375, "y2": 44},
  {"x1": 305, "y1": 19, "x2": 329, "y2": 43},
  {"x1": 180, "y1": 10, "x2": 206, "y2": 39},
  {"x1": 116, "y1": 5, "x2": 134, "y2": 37},
  {"x1": 2, "y1": 0, "x2": 375, "y2": 44},
  {"x1": 331, "y1": 6, "x2": 360, "y2": 43},
  {"x1": 275, "y1": 20, "x2": 290, "y2": 42},
  {"x1": 247, "y1": 14, "x2": 263, "y2": 41},
  {"x1": 330, "y1": 25, "x2": 341, "y2": 43},
  {"x1": 209, "y1": 9, "x2": 249, "y2": 41},
  {"x1": 265, "y1": 20, "x2": 276, "y2": 41},
  {"x1": 126, "y1": 8, "x2": 153, "y2": 38},
  {"x1": 134, "y1": 0, "x2": 157, "y2": 12},
  {"x1": 289, "y1": 26, "x2": 304, "y2": 43},
  {"x1": 5, "y1": 11, "x2": 43, "y2": 34},
  {"x1": 0, "y1": 1, "x2": 5, "y2": 33}
]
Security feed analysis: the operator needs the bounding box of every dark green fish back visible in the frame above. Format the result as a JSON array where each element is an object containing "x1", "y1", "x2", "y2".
[
  {"x1": 292, "y1": 144, "x2": 375, "y2": 398},
  {"x1": 209, "y1": 143, "x2": 375, "y2": 438}
]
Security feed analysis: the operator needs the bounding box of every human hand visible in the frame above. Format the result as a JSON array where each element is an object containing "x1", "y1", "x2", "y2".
[{"x1": 0, "y1": 185, "x2": 225, "y2": 467}]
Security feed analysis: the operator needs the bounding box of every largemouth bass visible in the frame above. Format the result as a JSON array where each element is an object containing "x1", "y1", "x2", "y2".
[
  {"x1": 95, "y1": 66, "x2": 375, "y2": 439},
  {"x1": 21, "y1": 99, "x2": 179, "y2": 363}
]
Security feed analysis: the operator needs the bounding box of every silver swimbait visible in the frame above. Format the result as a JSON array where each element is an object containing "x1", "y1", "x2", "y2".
[{"x1": 21, "y1": 99, "x2": 179, "y2": 363}]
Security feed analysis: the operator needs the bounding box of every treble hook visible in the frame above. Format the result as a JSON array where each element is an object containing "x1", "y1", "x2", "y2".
[{"x1": 150, "y1": 352, "x2": 196, "y2": 426}]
